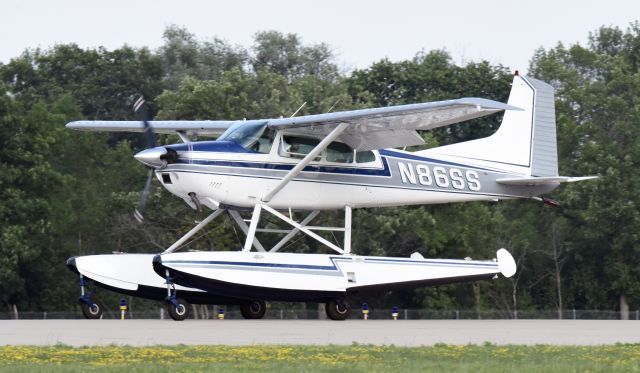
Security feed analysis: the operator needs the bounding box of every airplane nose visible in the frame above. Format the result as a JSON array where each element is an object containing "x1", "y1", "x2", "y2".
[{"x1": 134, "y1": 147, "x2": 170, "y2": 168}]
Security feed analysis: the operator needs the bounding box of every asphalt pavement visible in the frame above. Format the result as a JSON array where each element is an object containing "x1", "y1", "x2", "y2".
[{"x1": 1, "y1": 320, "x2": 639, "y2": 346}]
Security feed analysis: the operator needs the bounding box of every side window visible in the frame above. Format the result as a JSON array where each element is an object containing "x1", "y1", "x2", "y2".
[
  {"x1": 280, "y1": 135, "x2": 321, "y2": 160},
  {"x1": 356, "y1": 151, "x2": 376, "y2": 163},
  {"x1": 278, "y1": 135, "x2": 377, "y2": 165},
  {"x1": 326, "y1": 142, "x2": 354, "y2": 163}
]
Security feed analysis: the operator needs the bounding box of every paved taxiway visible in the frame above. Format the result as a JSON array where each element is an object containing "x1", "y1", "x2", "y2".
[{"x1": 1, "y1": 320, "x2": 639, "y2": 346}]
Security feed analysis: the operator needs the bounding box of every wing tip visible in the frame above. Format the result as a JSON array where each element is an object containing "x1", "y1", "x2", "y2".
[
  {"x1": 456, "y1": 98, "x2": 523, "y2": 112},
  {"x1": 65, "y1": 120, "x2": 86, "y2": 130}
]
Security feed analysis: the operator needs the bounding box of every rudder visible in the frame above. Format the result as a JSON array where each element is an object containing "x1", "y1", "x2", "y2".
[{"x1": 527, "y1": 77, "x2": 557, "y2": 177}]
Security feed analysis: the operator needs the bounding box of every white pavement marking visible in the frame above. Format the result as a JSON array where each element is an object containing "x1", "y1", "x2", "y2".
[{"x1": 1, "y1": 320, "x2": 639, "y2": 346}]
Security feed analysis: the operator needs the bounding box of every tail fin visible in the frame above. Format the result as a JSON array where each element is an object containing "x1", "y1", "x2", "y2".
[{"x1": 423, "y1": 75, "x2": 558, "y2": 176}]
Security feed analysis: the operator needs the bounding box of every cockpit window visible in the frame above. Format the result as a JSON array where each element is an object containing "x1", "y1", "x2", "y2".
[
  {"x1": 217, "y1": 122, "x2": 274, "y2": 153},
  {"x1": 251, "y1": 127, "x2": 275, "y2": 153}
]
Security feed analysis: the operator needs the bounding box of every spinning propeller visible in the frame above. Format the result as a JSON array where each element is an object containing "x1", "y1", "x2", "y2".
[{"x1": 133, "y1": 96, "x2": 157, "y2": 223}]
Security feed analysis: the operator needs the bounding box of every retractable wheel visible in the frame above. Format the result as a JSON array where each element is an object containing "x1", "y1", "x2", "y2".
[
  {"x1": 167, "y1": 298, "x2": 190, "y2": 321},
  {"x1": 325, "y1": 300, "x2": 351, "y2": 320},
  {"x1": 80, "y1": 299, "x2": 104, "y2": 319},
  {"x1": 240, "y1": 300, "x2": 267, "y2": 319}
]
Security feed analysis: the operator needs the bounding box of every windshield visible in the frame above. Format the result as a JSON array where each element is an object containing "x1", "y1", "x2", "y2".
[{"x1": 217, "y1": 122, "x2": 272, "y2": 152}]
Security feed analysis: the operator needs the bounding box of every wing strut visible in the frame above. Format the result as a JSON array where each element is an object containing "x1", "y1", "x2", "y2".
[
  {"x1": 261, "y1": 122, "x2": 349, "y2": 203},
  {"x1": 176, "y1": 131, "x2": 191, "y2": 143}
]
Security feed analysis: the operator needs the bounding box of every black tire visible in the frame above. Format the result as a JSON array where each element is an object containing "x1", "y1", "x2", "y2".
[
  {"x1": 325, "y1": 300, "x2": 351, "y2": 320},
  {"x1": 80, "y1": 299, "x2": 104, "y2": 319},
  {"x1": 167, "y1": 298, "x2": 190, "y2": 321},
  {"x1": 240, "y1": 300, "x2": 267, "y2": 319}
]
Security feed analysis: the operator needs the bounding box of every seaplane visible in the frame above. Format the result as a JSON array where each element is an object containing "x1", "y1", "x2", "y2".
[{"x1": 66, "y1": 73, "x2": 594, "y2": 320}]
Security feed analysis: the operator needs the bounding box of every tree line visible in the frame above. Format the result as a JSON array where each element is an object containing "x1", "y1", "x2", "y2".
[{"x1": 1, "y1": 23, "x2": 639, "y2": 317}]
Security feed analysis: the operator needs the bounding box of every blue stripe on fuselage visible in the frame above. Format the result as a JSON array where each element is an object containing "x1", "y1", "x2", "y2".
[{"x1": 175, "y1": 157, "x2": 392, "y2": 176}]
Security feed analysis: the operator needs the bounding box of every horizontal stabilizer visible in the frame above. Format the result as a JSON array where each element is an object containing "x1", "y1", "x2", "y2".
[{"x1": 496, "y1": 176, "x2": 598, "y2": 186}]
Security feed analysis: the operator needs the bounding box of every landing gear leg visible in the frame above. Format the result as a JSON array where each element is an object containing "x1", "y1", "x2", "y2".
[
  {"x1": 325, "y1": 299, "x2": 351, "y2": 321},
  {"x1": 78, "y1": 275, "x2": 103, "y2": 319},
  {"x1": 164, "y1": 270, "x2": 190, "y2": 321},
  {"x1": 240, "y1": 300, "x2": 267, "y2": 319},
  {"x1": 167, "y1": 297, "x2": 190, "y2": 321}
]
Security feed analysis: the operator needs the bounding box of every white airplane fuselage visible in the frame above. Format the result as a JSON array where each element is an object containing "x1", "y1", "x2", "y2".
[{"x1": 152, "y1": 137, "x2": 558, "y2": 211}]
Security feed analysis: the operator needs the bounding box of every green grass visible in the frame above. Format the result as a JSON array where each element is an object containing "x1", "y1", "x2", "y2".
[{"x1": 1, "y1": 344, "x2": 639, "y2": 372}]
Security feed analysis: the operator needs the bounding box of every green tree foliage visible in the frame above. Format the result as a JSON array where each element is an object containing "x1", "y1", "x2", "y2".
[
  {"x1": 252, "y1": 31, "x2": 339, "y2": 82},
  {"x1": 159, "y1": 25, "x2": 248, "y2": 90},
  {"x1": 0, "y1": 84, "x2": 67, "y2": 311},
  {"x1": 530, "y1": 22, "x2": 640, "y2": 312},
  {"x1": 0, "y1": 45, "x2": 164, "y2": 120},
  {"x1": 158, "y1": 70, "x2": 302, "y2": 120},
  {"x1": 0, "y1": 44, "x2": 169, "y2": 312},
  {"x1": 157, "y1": 30, "x2": 350, "y2": 122}
]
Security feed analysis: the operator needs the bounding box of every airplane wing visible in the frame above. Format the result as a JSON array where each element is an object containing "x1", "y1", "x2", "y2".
[
  {"x1": 66, "y1": 98, "x2": 519, "y2": 150},
  {"x1": 66, "y1": 120, "x2": 237, "y2": 136},
  {"x1": 266, "y1": 98, "x2": 521, "y2": 151}
]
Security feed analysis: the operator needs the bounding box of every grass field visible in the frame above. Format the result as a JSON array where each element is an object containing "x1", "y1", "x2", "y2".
[{"x1": 0, "y1": 344, "x2": 639, "y2": 372}]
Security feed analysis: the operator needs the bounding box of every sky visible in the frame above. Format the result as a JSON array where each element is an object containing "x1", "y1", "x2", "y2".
[{"x1": 2, "y1": 0, "x2": 639, "y2": 73}]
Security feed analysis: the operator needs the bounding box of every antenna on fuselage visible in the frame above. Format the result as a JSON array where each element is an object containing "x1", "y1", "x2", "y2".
[
  {"x1": 290, "y1": 102, "x2": 307, "y2": 118},
  {"x1": 326, "y1": 98, "x2": 341, "y2": 114}
]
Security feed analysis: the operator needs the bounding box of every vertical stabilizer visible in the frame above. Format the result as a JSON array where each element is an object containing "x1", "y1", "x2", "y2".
[{"x1": 421, "y1": 75, "x2": 558, "y2": 176}]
